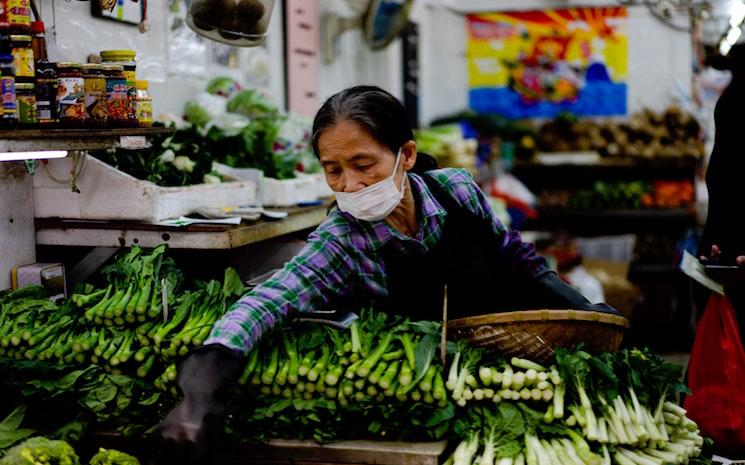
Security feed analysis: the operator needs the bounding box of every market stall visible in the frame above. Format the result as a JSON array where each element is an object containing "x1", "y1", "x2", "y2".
[{"x1": 2, "y1": 0, "x2": 744, "y2": 463}]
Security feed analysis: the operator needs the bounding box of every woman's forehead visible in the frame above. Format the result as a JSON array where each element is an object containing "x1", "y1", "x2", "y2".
[{"x1": 317, "y1": 121, "x2": 386, "y2": 158}]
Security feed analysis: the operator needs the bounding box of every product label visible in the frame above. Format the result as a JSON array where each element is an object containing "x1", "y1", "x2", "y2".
[
  {"x1": 35, "y1": 79, "x2": 58, "y2": 123},
  {"x1": 136, "y1": 100, "x2": 152, "y2": 125},
  {"x1": 7, "y1": 0, "x2": 30, "y2": 26},
  {"x1": 36, "y1": 100, "x2": 51, "y2": 120},
  {"x1": 85, "y1": 77, "x2": 107, "y2": 122},
  {"x1": 1, "y1": 76, "x2": 16, "y2": 119},
  {"x1": 57, "y1": 76, "x2": 86, "y2": 121},
  {"x1": 12, "y1": 46, "x2": 34, "y2": 77},
  {"x1": 17, "y1": 93, "x2": 36, "y2": 123},
  {"x1": 122, "y1": 70, "x2": 136, "y2": 83},
  {"x1": 106, "y1": 77, "x2": 129, "y2": 122}
]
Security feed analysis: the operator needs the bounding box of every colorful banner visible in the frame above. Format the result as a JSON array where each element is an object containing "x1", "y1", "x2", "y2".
[{"x1": 467, "y1": 7, "x2": 628, "y2": 118}]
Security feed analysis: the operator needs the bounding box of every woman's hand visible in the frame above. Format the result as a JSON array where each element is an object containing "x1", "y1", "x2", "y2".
[
  {"x1": 700, "y1": 244, "x2": 745, "y2": 289},
  {"x1": 700, "y1": 244, "x2": 745, "y2": 264},
  {"x1": 153, "y1": 346, "x2": 243, "y2": 465}
]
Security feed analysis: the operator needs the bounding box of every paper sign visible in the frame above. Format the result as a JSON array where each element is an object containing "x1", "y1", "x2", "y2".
[
  {"x1": 679, "y1": 251, "x2": 725, "y2": 295},
  {"x1": 119, "y1": 136, "x2": 148, "y2": 149}
]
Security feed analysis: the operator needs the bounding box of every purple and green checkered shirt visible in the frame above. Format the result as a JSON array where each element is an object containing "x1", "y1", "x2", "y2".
[{"x1": 206, "y1": 168, "x2": 547, "y2": 355}]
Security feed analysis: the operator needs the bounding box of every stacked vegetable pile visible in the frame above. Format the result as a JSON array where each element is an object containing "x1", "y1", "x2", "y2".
[
  {"x1": 536, "y1": 107, "x2": 704, "y2": 159},
  {"x1": 0, "y1": 246, "x2": 246, "y2": 435},
  {"x1": 442, "y1": 348, "x2": 707, "y2": 465},
  {"x1": 230, "y1": 311, "x2": 710, "y2": 464},
  {"x1": 228, "y1": 312, "x2": 455, "y2": 442},
  {"x1": 0, "y1": 246, "x2": 712, "y2": 464}
]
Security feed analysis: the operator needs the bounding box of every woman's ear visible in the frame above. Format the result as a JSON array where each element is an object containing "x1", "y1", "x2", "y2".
[{"x1": 401, "y1": 140, "x2": 417, "y2": 171}]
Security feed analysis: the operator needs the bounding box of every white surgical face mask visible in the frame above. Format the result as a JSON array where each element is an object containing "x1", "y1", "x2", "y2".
[{"x1": 334, "y1": 148, "x2": 406, "y2": 222}]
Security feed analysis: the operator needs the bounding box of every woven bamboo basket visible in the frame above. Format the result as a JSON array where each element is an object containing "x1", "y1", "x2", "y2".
[{"x1": 447, "y1": 310, "x2": 630, "y2": 365}]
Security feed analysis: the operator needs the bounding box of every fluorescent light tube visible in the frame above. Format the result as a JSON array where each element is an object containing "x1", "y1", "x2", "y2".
[
  {"x1": 0, "y1": 150, "x2": 69, "y2": 162},
  {"x1": 731, "y1": 1, "x2": 745, "y2": 27},
  {"x1": 726, "y1": 26, "x2": 742, "y2": 44},
  {"x1": 720, "y1": 39, "x2": 733, "y2": 56}
]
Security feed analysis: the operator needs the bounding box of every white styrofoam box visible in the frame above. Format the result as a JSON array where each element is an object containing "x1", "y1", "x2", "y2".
[
  {"x1": 215, "y1": 162, "x2": 332, "y2": 207},
  {"x1": 575, "y1": 235, "x2": 637, "y2": 263},
  {"x1": 262, "y1": 172, "x2": 331, "y2": 207},
  {"x1": 33, "y1": 156, "x2": 257, "y2": 222}
]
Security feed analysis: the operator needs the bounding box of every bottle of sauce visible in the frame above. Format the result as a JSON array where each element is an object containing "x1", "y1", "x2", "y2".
[
  {"x1": 30, "y1": 20, "x2": 47, "y2": 62},
  {"x1": 15, "y1": 81, "x2": 35, "y2": 125},
  {"x1": 82, "y1": 63, "x2": 106, "y2": 127},
  {"x1": 57, "y1": 62, "x2": 86, "y2": 127},
  {"x1": 135, "y1": 80, "x2": 152, "y2": 127},
  {"x1": 0, "y1": 53, "x2": 17, "y2": 125},
  {"x1": 103, "y1": 64, "x2": 128, "y2": 127},
  {"x1": 35, "y1": 60, "x2": 58, "y2": 125},
  {"x1": 10, "y1": 33, "x2": 33, "y2": 81},
  {"x1": 101, "y1": 50, "x2": 137, "y2": 126},
  {"x1": 7, "y1": 0, "x2": 31, "y2": 34}
]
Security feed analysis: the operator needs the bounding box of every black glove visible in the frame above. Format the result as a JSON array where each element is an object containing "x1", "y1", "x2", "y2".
[
  {"x1": 531, "y1": 271, "x2": 620, "y2": 315},
  {"x1": 154, "y1": 344, "x2": 243, "y2": 465}
]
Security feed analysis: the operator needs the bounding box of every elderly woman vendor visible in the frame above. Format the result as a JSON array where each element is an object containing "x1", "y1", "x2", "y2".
[{"x1": 156, "y1": 86, "x2": 616, "y2": 463}]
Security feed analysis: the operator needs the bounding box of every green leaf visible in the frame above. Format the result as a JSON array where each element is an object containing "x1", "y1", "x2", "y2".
[
  {"x1": 222, "y1": 268, "x2": 246, "y2": 298},
  {"x1": 408, "y1": 321, "x2": 440, "y2": 336},
  {"x1": 498, "y1": 403, "x2": 525, "y2": 436},
  {"x1": 116, "y1": 394, "x2": 131, "y2": 411},
  {"x1": 414, "y1": 334, "x2": 436, "y2": 381},
  {"x1": 0, "y1": 428, "x2": 36, "y2": 449},
  {"x1": 424, "y1": 403, "x2": 455, "y2": 428},
  {"x1": 92, "y1": 383, "x2": 118, "y2": 403},
  {"x1": 495, "y1": 440, "x2": 522, "y2": 458},
  {"x1": 0, "y1": 405, "x2": 26, "y2": 431},
  {"x1": 429, "y1": 422, "x2": 450, "y2": 439},
  {"x1": 138, "y1": 392, "x2": 161, "y2": 406}
]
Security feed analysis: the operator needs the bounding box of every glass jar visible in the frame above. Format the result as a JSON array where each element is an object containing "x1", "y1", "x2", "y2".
[
  {"x1": 35, "y1": 60, "x2": 57, "y2": 124},
  {"x1": 30, "y1": 20, "x2": 46, "y2": 62},
  {"x1": 101, "y1": 49, "x2": 137, "y2": 125},
  {"x1": 102, "y1": 64, "x2": 128, "y2": 127},
  {"x1": 15, "y1": 81, "x2": 34, "y2": 124},
  {"x1": 82, "y1": 63, "x2": 107, "y2": 127},
  {"x1": 6, "y1": 0, "x2": 30, "y2": 33},
  {"x1": 10, "y1": 34, "x2": 32, "y2": 81},
  {"x1": 0, "y1": 53, "x2": 16, "y2": 125},
  {"x1": 57, "y1": 62, "x2": 86, "y2": 127},
  {"x1": 135, "y1": 79, "x2": 152, "y2": 127}
]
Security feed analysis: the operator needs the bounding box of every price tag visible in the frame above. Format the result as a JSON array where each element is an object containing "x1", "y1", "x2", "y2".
[{"x1": 119, "y1": 136, "x2": 148, "y2": 150}]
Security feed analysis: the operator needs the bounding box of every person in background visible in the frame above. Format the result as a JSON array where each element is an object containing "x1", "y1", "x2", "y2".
[
  {"x1": 696, "y1": 44, "x2": 745, "y2": 337},
  {"x1": 154, "y1": 86, "x2": 617, "y2": 464}
]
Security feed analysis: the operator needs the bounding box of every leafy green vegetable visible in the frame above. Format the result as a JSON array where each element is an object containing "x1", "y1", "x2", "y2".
[
  {"x1": 226, "y1": 89, "x2": 279, "y2": 119},
  {"x1": 89, "y1": 448, "x2": 140, "y2": 465},
  {"x1": 0, "y1": 437, "x2": 79, "y2": 465}
]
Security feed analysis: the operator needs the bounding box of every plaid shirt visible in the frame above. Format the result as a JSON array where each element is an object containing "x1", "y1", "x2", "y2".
[{"x1": 206, "y1": 168, "x2": 547, "y2": 355}]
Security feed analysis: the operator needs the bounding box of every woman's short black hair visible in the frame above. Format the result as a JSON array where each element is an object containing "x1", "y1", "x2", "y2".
[{"x1": 312, "y1": 86, "x2": 438, "y2": 174}]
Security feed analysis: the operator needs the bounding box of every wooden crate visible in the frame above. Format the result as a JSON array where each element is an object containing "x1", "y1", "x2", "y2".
[
  {"x1": 91, "y1": 433, "x2": 447, "y2": 465},
  {"x1": 227, "y1": 439, "x2": 447, "y2": 465}
]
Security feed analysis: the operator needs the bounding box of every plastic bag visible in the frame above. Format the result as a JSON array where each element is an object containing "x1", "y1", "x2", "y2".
[{"x1": 685, "y1": 293, "x2": 745, "y2": 452}]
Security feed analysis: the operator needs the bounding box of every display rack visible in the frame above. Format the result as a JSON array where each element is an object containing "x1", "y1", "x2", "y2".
[
  {"x1": 0, "y1": 127, "x2": 173, "y2": 152},
  {"x1": 511, "y1": 157, "x2": 699, "y2": 187},
  {"x1": 35, "y1": 203, "x2": 330, "y2": 249},
  {"x1": 523, "y1": 207, "x2": 696, "y2": 235}
]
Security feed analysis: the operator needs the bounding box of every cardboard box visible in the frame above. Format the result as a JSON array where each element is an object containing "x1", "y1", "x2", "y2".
[{"x1": 12, "y1": 263, "x2": 67, "y2": 300}]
